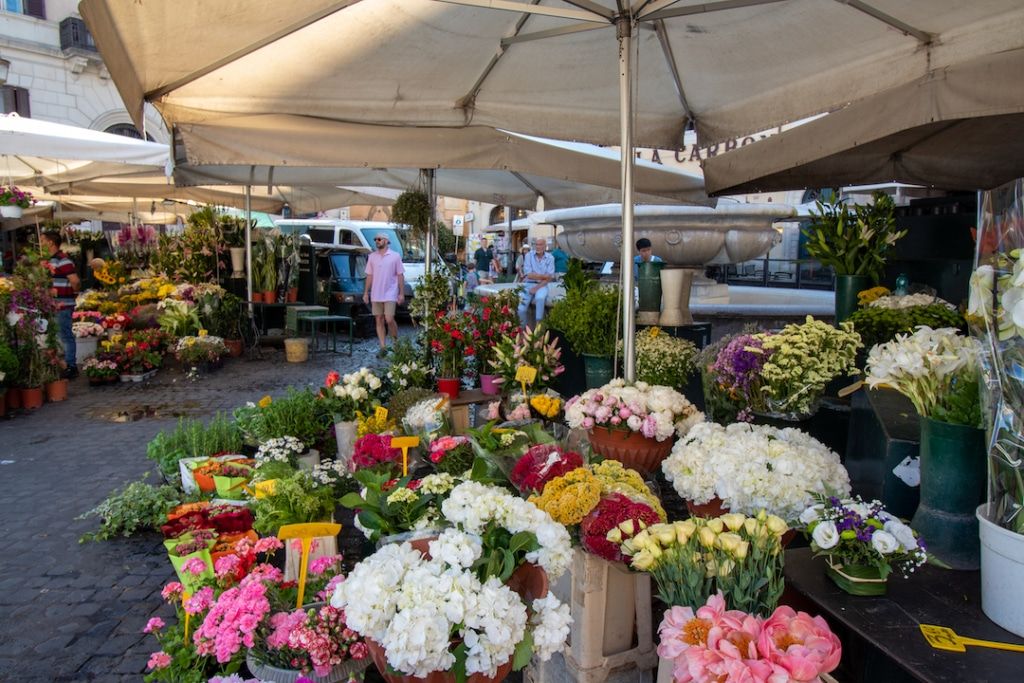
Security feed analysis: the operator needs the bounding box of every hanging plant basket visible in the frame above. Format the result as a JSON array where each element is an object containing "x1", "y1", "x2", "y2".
[{"x1": 391, "y1": 189, "x2": 432, "y2": 236}]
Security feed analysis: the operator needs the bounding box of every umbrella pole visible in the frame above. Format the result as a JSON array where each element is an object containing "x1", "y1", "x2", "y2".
[
  {"x1": 245, "y1": 181, "x2": 253, "y2": 316},
  {"x1": 618, "y1": 15, "x2": 636, "y2": 382},
  {"x1": 423, "y1": 168, "x2": 434, "y2": 276}
]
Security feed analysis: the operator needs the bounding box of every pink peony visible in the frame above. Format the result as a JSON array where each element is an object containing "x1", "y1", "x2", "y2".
[
  {"x1": 143, "y1": 617, "x2": 165, "y2": 634},
  {"x1": 147, "y1": 651, "x2": 171, "y2": 670},
  {"x1": 757, "y1": 606, "x2": 842, "y2": 681}
]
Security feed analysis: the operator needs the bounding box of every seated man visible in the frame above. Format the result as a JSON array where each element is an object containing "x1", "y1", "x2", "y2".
[{"x1": 517, "y1": 237, "x2": 556, "y2": 325}]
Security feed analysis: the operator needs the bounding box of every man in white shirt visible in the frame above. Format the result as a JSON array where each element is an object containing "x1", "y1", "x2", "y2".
[{"x1": 517, "y1": 237, "x2": 555, "y2": 325}]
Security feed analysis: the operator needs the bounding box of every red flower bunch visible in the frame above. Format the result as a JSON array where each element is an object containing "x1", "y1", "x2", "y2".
[
  {"x1": 325, "y1": 370, "x2": 340, "y2": 388},
  {"x1": 426, "y1": 309, "x2": 476, "y2": 378},
  {"x1": 580, "y1": 493, "x2": 663, "y2": 563},
  {"x1": 471, "y1": 292, "x2": 521, "y2": 370},
  {"x1": 510, "y1": 444, "x2": 584, "y2": 494},
  {"x1": 351, "y1": 433, "x2": 402, "y2": 474},
  {"x1": 102, "y1": 312, "x2": 133, "y2": 331}
]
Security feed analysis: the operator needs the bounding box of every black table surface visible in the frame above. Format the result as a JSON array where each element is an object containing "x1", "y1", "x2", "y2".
[{"x1": 784, "y1": 548, "x2": 1024, "y2": 682}]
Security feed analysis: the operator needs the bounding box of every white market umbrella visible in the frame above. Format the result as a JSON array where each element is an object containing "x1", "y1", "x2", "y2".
[
  {"x1": 82, "y1": 0, "x2": 1024, "y2": 376},
  {"x1": 703, "y1": 47, "x2": 1024, "y2": 195},
  {"x1": 0, "y1": 112, "x2": 170, "y2": 186}
]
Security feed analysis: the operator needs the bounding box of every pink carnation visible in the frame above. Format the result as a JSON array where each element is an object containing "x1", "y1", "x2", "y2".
[
  {"x1": 309, "y1": 555, "x2": 341, "y2": 576},
  {"x1": 183, "y1": 557, "x2": 209, "y2": 576},
  {"x1": 254, "y1": 536, "x2": 284, "y2": 554},
  {"x1": 160, "y1": 582, "x2": 184, "y2": 602}
]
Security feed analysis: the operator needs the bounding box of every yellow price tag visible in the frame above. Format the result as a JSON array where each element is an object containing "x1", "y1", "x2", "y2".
[
  {"x1": 375, "y1": 406, "x2": 389, "y2": 422},
  {"x1": 391, "y1": 436, "x2": 420, "y2": 477},
  {"x1": 278, "y1": 523, "x2": 343, "y2": 607},
  {"x1": 515, "y1": 366, "x2": 538, "y2": 385}
]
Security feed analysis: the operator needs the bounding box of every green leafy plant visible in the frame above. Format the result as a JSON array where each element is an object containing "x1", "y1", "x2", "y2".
[
  {"x1": 146, "y1": 414, "x2": 243, "y2": 478},
  {"x1": 412, "y1": 271, "x2": 454, "y2": 330},
  {"x1": 251, "y1": 471, "x2": 335, "y2": 535},
  {"x1": 803, "y1": 191, "x2": 905, "y2": 282},
  {"x1": 847, "y1": 303, "x2": 964, "y2": 353},
  {"x1": 240, "y1": 388, "x2": 333, "y2": 450},
  {"x1": 77, "y1": 476, "x2": 189, "y2": 542},
  {"x1": 0, "y1": 342, "x2": 18, "y2": 388},
  {"x1": 339, "y1": 470, "x2": 448, "y2": 543},
  {"x1": 391, "y1": 188, "x2": 432, "y2": 237},
  {"x1": 546, "y1": 285, "x2": 620, "y2": 356}
]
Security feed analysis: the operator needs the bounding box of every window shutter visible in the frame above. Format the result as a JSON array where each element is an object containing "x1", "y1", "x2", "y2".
[{"x1": 23, "y1": 0, "x2": 45, "y2": 19}]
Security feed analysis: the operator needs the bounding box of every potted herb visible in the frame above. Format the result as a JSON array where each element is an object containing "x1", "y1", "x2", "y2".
[{"x1": 803, "y1": 191, "x2": 905, "y2": 322}]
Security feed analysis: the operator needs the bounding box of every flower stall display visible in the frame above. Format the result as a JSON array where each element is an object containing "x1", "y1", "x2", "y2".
[
  {"x1": 428, "y1": 435, "x2": 476, "y2": 475},
  {"x1": 471, "y1": 291, "x2": 521, "y2": 394},
  {"x1": 662, "y1": 422, "x2": 851, "y2": 523},
  {"x1": 968, "y1": 180, "x2": 1024, "y2": 636},
  {"x1": 865, "y1": 325, "x2": 985, "y2": 569},
  {"x1": 426, "y1": 308, "x2": 476, "y2": 395},
  {"x1": 339, "y1": 471, "x2": 458, "y2": 544},
  {"x1": 175, "y1": 334, "x2": 229, "y2": 370},
  {"x1": 489, "y1": 325, "x2": 564, "y2": 392},
  {"x1": 565, "y1": 379, "x2": 704, "y2": 474},
  {"x1": 618, "y1": 512, "x2": 789, "y2": 616},
  {"x1": 799, "y1": 495, "x2": 927, "y2": 595},
  {"x1": 657, "y1": 593, "x2": 841, "y2": 683},
  {"x1": 401, "y1": 396, "x2": 450, "y2": 444},
  {"x1": 333, "y1": 481, "x2": 573, "y2": 681},
  {"x1": 82, "y1": 356, "x2": 119, "y2": 384},
  {"x1": 351, "y1": 433, "x2": 403, "y2": 477},
  {"x1": 627, "y1": 326, "x2": 699, "y2": 390}
]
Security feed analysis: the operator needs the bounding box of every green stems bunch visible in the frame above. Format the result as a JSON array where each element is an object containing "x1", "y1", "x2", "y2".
[{"x1": 803, "y1": 191, "x2": 905, "y2": 282}]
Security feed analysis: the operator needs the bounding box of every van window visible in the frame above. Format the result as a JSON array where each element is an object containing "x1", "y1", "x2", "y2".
[
  {"x1": 329, "y1": 253, "x2": 367, "y2": 291},
  {"x1": 361, "y1": 227, "x2": 426, "y2": 262}
]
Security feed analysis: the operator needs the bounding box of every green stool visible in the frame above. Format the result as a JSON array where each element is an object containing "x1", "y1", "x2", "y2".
[
  {"x1": 300, "y1": 315, "x2": 354, "y2": 356},
  {"x1": 286, "y1": 305, "x2": 329, "y2": 334}
]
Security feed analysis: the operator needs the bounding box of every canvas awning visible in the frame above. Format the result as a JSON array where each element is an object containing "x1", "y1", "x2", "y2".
[{"x1": 703, "y1": 47, "x2": 1024, "y2": 195}]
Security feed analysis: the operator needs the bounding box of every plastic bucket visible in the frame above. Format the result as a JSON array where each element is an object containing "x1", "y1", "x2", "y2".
[
  {"x1": 977, "y1": 503, "x2": 1024, "y2": 637},
  {"x1": 284, "y1": 337, "x2": 309, "y2": 363},
  {"x1": 582, "y1": 354, "x2": 614, "y2": 389}
]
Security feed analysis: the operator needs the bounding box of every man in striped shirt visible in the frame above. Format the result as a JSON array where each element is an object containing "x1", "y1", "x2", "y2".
[{"x1": 40, "y1": 231, "x2": 79, "y2": 378}]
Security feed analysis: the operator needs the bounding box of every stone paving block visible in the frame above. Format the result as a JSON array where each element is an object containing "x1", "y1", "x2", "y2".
[{"x1": 33, "y1": 633, "x2": 76, "y2": 654}]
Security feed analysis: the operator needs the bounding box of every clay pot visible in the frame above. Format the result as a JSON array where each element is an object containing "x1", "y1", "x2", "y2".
[
  {"x1": 45, "y1": 379, "x2": 68, "y2": 402},
  {"x1": 225, "y1": 339, "x2": 244, "y2": 358},
  {"x1": 587, "y1": 427, "x2": 674, "y2": 476},
  {"x1": 21, "y1": 386, "x2": 44, "y2": 410}
]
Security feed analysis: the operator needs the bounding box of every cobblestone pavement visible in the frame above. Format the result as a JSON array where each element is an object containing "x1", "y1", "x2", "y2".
[{"x1": 0, "y1": 331, "x2": 401, "y2": 682}]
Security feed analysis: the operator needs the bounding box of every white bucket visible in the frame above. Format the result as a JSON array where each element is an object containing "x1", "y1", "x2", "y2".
[{"x1": 977, "y1": 503, "x2": 1024, "y2": 637}]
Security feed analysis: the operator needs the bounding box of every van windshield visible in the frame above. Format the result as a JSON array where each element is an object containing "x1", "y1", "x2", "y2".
[{"x1": 362, "y1": 228, "x2": 424, "y2": 263}]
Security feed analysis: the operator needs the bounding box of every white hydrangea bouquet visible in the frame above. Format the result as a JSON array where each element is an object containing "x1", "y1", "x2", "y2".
[
  {"x1": 662, "y1": 422, "x2": 851, "y2": 522},
  {"x1": 333, "y1": 481, "x2": 573, "y2": 679},
  {"x1": 321, "y1": 367, "x2": 383, "y2": 422},
  {"x1": 564, "y1": 379, "x2": 704, "y2": 442}
]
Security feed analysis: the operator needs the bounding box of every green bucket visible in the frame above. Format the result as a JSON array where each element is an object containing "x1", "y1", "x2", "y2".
[
  {"x1": 637, "y1": 261, "x2": 664, "y2": 317},
  {"x1": 582, "y1": 354, "x2": 614, "y2": 389}
]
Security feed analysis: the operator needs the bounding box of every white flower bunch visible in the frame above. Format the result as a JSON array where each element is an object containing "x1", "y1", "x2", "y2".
[
  {"x1": 564, "y1": 379, "x2": 704, "y2": 442},
  {"x1": 662, "y1": 422, "x2": 851, "y2": 522},
  {"x1": 968, "y1": 252, "x2": 1024, "y2": 340},
  {"x1": 310, "y1": 458, "x2": 348, "y2": 489},
  {"x1": 442, "y1": 481, "x2": 572, "y2": 579},
  {"x1": 333, "y1": 367, "x2": 382, "y2": 403},
  {"x1": 870, "y1": 293, "x2": 954, "y2": 310},
  {"x1": 255, "y1": 436, "x2": 306, "y2": 464},
  {"x1": 403, "y1": 397, "x2": 448, "y2": 439},
  {"x1": 419, "y1": 472, "x2": 456, "y2": 495},
  {"x1": 864, "y1": 326, "x2": 980, "y2": 418},
  {"x1": 333, "y1": 532, "x2": 570, "y2": 678},
  {"x1": 386, "y1": 359, "x2": 433, "y2": 391}
]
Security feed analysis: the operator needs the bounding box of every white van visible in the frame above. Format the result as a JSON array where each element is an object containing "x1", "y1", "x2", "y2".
[{"x1": 274, "y1": 219, "x2": 426, "y2": 289}]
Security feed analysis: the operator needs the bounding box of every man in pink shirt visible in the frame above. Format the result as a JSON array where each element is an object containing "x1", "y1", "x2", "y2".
[{"x1": 363, "y1": 232, "x2": 405, "y2": 357}]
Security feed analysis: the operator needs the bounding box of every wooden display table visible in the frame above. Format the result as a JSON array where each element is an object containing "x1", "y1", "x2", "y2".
[{"x1": 783, "y1": 547, "x2": 1024, "y2": 682}]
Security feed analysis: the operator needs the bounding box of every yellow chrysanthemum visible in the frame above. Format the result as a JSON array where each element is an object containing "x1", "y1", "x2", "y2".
[{"x1": 257, "y1": 395, "x2": 272, "y2": 409}]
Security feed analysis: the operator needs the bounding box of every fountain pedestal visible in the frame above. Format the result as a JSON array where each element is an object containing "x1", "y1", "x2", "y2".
[{"x1": 659, "y1": 267, "x2": 701, "y2": 326}]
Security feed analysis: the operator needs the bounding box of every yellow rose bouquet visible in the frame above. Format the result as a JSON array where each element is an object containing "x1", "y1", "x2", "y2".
[{"x1": 616, "y1": 511, "x2": 788, "y2": 615}]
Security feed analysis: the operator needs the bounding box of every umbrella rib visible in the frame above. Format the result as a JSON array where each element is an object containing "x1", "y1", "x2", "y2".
[
  {"x1": 509, "y1": 171, "x2": 545, "y2": 202},
  {"x1": 562, "y1": 0, "x2": 616, "y2": 19},
  {"x1": 838, "y1": 0, "x2": 932, "y2": 44},
  {"x1": 633, "y1": 0, "x2": 682, "y2": 19},
  {"x1": 145, "y1": 0, "x2": 360, "y2": 101},
  {"x1": 653, "y1": 19, "x2": 693, "y2": 127},
  {"x1": 502, "y1": 22, "x2": 609, "y2": 45},
  {"x1": 645, "y1": 0, "x2": 787, "y2": 22},
  {"x1": 436, "y1": 0, "x2": 608, "y2": 23}
]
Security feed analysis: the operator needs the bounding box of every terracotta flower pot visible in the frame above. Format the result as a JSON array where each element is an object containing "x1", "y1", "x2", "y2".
[
  {"x1": 251, "y1": 291, "x2": 265, "y2": 303},
  {"x1": 6, "y1": 387, "x2": 21, "y2": 410},
  {"x1": 45, "y1": 379, "x2": 68, "y2": 402},
  {"x1": 20, "y1": 386, "x2": 44, "y2": 410},
  {"x1": 262, "y1": 290, "x2": 278, "y2": 304},
  {"x1": 225, "y1": 339, "x2": 244, "y2": 358},
  {"x1": 586, "y1": 427, "x2": 674, "y2": 475},
  {"x1": 366, "y1": 640, "x2": 513, "y2": 683},
  {"x1": 286, "y1": 287, "x2": 299, "y2": 302}
]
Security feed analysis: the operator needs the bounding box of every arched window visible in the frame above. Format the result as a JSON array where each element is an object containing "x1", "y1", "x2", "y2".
[{"x1": 104, "y1": 123, "x2": 154, "y2": 141}]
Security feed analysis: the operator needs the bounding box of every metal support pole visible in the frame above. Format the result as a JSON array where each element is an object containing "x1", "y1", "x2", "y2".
[
  {"x1": 423, "y1": 168, "x2": 435, "y2": 275},
  {"x1": 618, "y1": 15, "x2": 637, "y2": 382},
  {"x1": 245, "y1": 180, "x2": 253, "y2": 315}
]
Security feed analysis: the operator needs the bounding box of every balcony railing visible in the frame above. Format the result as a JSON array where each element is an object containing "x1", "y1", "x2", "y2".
[{"x1": 723, "y1": 258, "x2": 834, "y2": 290}]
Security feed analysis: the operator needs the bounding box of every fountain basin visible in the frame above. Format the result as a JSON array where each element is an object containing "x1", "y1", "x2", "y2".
[{"x1": 535, "y1": 203, "x2": 794, "y2": 266}]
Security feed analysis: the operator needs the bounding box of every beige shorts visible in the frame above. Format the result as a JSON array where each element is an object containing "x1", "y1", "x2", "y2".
[{"x1": 371, "y1": 301, "x2": 397, "y2": 316}]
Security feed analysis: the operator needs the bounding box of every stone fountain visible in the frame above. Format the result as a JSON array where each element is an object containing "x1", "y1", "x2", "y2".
[{"x1": 535, "y1": 203, "x2": 796, "y2": 325}]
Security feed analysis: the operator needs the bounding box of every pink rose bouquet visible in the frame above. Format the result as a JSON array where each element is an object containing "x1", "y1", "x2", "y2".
[
  {"x1": 351, "y1": 433, "x2": 402, "y2": 475},
  {"x1": 428, "y1": 435, "x2": 475, "y2": 475},
  {"x1": 658, "y1": 593, "x2": 841, "y2": 683}
]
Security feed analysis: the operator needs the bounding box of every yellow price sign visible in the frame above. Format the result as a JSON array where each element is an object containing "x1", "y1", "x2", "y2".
[
  {"x1": 515, "y1": 366, "x2": 538, "y2": 385},
  {"x1": 391, "y1": 436, "x2": 420, "y2": 477},
  {"x1": 374, "y1": 406, "x2": 389, "y2": 422},
  {"x1": 278, "y1": 523, "x2": 343, "y2": 607}
]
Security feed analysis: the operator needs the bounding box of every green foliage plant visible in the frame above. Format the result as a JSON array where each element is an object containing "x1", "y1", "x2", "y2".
[
  {"x1": 847, "y1": 303, "x2": 965, "y2": 353},
  {"x1": 77, "y1": 476, "x2": 190, "y2": 542},
  {"x1": 391, "y1": 189, "x2": 432, "y2": 237},
  {"x1": 146, "y1": 414, "x2": 243, "y2": 477},
  {"x1": 546, "y1": 284, "x2": 620, "y2": 356},
  {"x1": 252, "y1": 471, "x2": 335, "y2": 535},
  {"x1": 0, "y1": 342, "x2": 19, "y2": 388},
  {"x1": 242, "y1": 388, "x2": 333, "y2": 449},
  {"x1": 803, "y1": 191, "x2": 906, "y2": 282}
]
